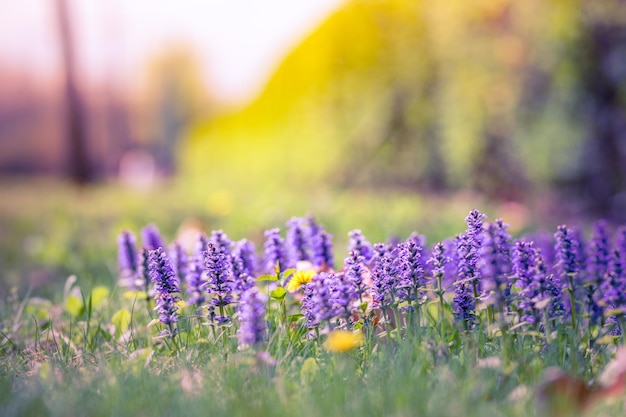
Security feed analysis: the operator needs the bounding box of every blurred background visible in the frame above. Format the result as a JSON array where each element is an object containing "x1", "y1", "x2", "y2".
[{"x1": 1, "y1": 0, "x2": 626, "y2": 295}]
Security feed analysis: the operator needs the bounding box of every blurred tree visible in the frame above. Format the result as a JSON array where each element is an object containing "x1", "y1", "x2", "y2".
[
  {"x1": 55, "y1": 0, "x2": 92, "y2": 184},
  {"x1": 137, "y1": 46, "x2": 213, "y2": 175},
  {"x1": 182, "y1": 0, "x2": 626, "y2": 218},
  {"x1": 573, "y1": 2, "x2": 626, "y2": 219}
]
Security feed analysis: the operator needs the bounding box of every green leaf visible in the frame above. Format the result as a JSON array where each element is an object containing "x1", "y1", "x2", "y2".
[
  {"x1": 280, "y1": 268, "x2": 296, "y2": 284},
  {"x1": 65, "y1": 294, "x2": 84, "y2": 318},
  {"x1": 90, "y1": 286, "x2": 109, "y2": 310},
  {"x1": 111, "y1": 308, "x2": 131, "y2": 336},
  {"x1": 256, "y1": 275, "x2": 279, "y2": 282},
  {"x1": 286, "y1": 313, "x2": 304, "y2": 322},
  {"x1": 270, "y1": 287, "x2": 287, "y2": 300}
]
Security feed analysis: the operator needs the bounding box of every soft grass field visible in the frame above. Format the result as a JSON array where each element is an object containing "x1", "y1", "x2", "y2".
[{"x1": 1, "y1": 179, "x2": 623, "y2": 417}]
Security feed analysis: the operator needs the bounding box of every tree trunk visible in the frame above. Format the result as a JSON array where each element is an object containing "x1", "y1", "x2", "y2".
[{"x1": 55, "y1": 0, "x2": 91, "y2": 184}]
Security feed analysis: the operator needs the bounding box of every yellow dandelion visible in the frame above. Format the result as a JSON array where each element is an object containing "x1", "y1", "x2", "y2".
[
  {"x1": 286, "y1": 269, "x2": 316, "y2": 292},
  {"x1": 325, "y1": 330, "x2": 364, "y2": 353}
]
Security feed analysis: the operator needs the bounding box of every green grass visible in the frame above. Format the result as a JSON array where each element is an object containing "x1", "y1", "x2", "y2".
[{"x1": 1, "y1": 179, "x2": 623, "y2": 417}]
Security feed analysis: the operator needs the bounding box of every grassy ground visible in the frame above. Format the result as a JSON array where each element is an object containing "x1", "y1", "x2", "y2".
[{"x1": 0, "y1": 178, "x2": 623, "y2": 417}]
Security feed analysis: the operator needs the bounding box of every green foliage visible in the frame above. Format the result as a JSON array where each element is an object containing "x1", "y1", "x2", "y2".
[{"x1": 181, "y1": 0, "x2": 591, "y2": 197}]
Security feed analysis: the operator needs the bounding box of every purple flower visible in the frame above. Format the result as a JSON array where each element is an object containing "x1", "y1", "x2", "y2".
[
  {"x1": 513, "y1": 241, "x2": 563, "y2": 325},
  {"x1": 237, "y1": 287, "x2": 267, "y2": 347},
  {"x1": 372, "y1": 242, "x2": 393, "y2": 267},
  {"x1": 233, "y1": 239, "x2": 257, "y2": 276},
  {"x1": 396, "y1": 238, "x2": 425, "y2": 307},
  {"x1": 193, "y1": 233, "x2": 209, "y2": 259},
  {"x1": 344, "y1": 250, "x2": 369, "y2": 303},
  {"x1": 328, "y1": 272, "x2": 357, "y2": 320},
  {"x1": 138, "y1": 249, "x2": 152, "y2": 294},
  {"x1": 466, "y1": 210, "x2": 487, "y2": 243},
  {"x1": 305, "y1": 215, "x2": 327, "y2": 267},
  {"x1": 209, "y1": 230, "x2": 233, "y2": 256},
  {"x1": 148, "y1": 248, "x2": 181, "y2": 336},
  {"x1": 587, "y1": 220, "x2": 610, "y2": 282},
  {"x1": 554, "y1": 225, "x2": 583, "y2": 277},
  {"x1": 263, "y1": 228, "x2": 288, "y2": 273},
  {"x1": 117, "y1": 230, "x2": 139, "y2": 289},
  {"x1": 185, "y1": 260, "x2": 206, "y2": 306},
  {"x1": 457, "y1": 210, "x2": 487, "y2": 291},
  {"x1": 442, "y1": 238, "x2": 459, "y2": 289},
  {"x1": 348, "y1": 230, "x2": 374, "y2": 265},
  {"x1": 452, "y1": 210, "x2": 486, "y2": 325},
  {"x1": 169, "y1": 242, "x2": 189, "y2": 283},
  {"x1": 428, "y1": 242, "x2": 450, "y2": 294},
  {"x1": 453, "y1": 282, "x2": 476, "y2": 327},
  {"x1": 286, "y1": 217, "x2": 310, "y2": 267},
  {"x1": 479, "y1": 219, "x2": 513, "y2": 307},
  {"x1": 141, "y1": 224, "x2": 165, "y2": 251},
  {"x1": 301, "y1": 273, "x2": 335, "y2": 328},
  {"x1": 370, "y1": 251, "x2": 397, "y2": 309},
  {"x1": 586, "y1": 220, "x2": 610, "y2": 323},
  {"x1": 312, "y1": 230, "x2": 334, "y2": 269},
  {"x1": 231, "y1": 239, "x2": 257, "y2": 296},
  {"x1": 186, "y1": 234, "x2": 209, "y2": 306},
  {"x1": 554, "y1": 224, "x2": 584, "y2": 318},
  {"x1": 604, "y1": 227, "x2": 626, "y2": 332},
  {"x1": 204, "y1": 242, "x2": 234, "y2": 323}
]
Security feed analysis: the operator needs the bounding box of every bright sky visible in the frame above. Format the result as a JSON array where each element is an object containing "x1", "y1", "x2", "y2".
[{"x1": 0, "y1": 0, "x2": 344, "y2": 103}]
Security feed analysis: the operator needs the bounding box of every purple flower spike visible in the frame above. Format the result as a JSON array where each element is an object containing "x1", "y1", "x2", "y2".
[
  {"x1": 117, "y1": 230, "x2": 139, "y2": 288},
  {"x1": 148, "y1": 248, "x2": 181, "y2": 336},
  {"x1": 301, "y1": 273, "x2": 335, "y2": 328},
  {"x1": 457, "y1": 210, "x2": 487, "y2": 292},
  {"x1": 554, "y1": 225, "x2": 583, "y2": 277},
  {"x1": 209, "y1": 230, "x2": 233, "y2": 256},
  {"x1": 584, "y1": 220, "x2": 610, "y2": 323},
  {"x1": 138, "y1": 249, "x2": 152, "y2": 294},
  {"x1": 554, "y1": 224, "x2": 584, "y2": 318},
  {"x1": 237, "y1": 287, "x2": 267, "y2": 347},
  {"x1": 263, "y1": 228, "x2": 288, "y2": 273},
  {"x1": 604, "y1": 227, "x2": 626, "y2": 333},
  {"x1": 348, "y1": 230, "x2": 374, "y2": 265},
  {"x1": 344, "y1": 250, "x2": 369, "y2": 303},
  {"x1": 466, "y1": 210, "x2": 487, "y2": 241},
  {"x1": 286, "y1": 217, "x2": 310, "y2": 267},
  {"x1": 479, "y1": 219, "x2": 513, "y2": 307},
  {"x1": 441, "y1": 238, "x2": 459, "y2": 289},
  {"x1": 141, "y1": 224, "x2": 165, "y2": 251},
  {"x1": 232, "y1": 239, "x2": 257, "y2": 296},
  {"x1": 513, "y1": 241, "x2": 563, "y2": 325},
  {"x1": 329, "y1": 272, "x2": 357, "y2": 320},
  {"x1": 370, "y1": 251, "x2": 397, "y2": 309},
  {"x1": 452, "y1": 210, "x2": 486, "y2": 327},
  {"x1": 185, "y1": 255, "x2": 207, "y2": 307},
  {"x1": 169, "y1": 242, "x2": 189, "y2": 283},
  {"x1": 204, "y1": 242, "x2": 234, "y2": 324},
  {"x1": 396, "y1": 238, "x2": 425, "y2": 307},
  {"x1": 428, "y1": 242, "x2": 450, "y2": 292},
  {"x1": 452, "y1": 282, "x2": 476, "y2": 327},
  {"x1": 312, "y1": 230, "x2": 334, "y2": 269},
  {"x1": 233, "y1": 239, "x2": 257, "y2": 277},
  {"x1": 194, "y1": 233, "x2": 209, "y2": 259}
]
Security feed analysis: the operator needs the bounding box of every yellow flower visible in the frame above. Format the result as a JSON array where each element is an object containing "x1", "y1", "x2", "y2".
[
  {"x1": 325, "y1": 330, "x2": 364, "y2": 353},
  {"x1": 286, "y1": 269, "x2": 316, "y2": 292}
]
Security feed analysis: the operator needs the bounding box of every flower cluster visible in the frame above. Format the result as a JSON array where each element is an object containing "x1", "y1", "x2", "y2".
[
  {"x1": 117, "y1": 210, "x2": 626, "y2": 344},
  {"x1": 148, "y1": 248, "x2": 181, "y2": 337}
]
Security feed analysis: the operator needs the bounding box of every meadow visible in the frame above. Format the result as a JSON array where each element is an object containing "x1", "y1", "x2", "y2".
[{"x1": 1, "y1": 178, "x2": 625, "y2": 417}]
